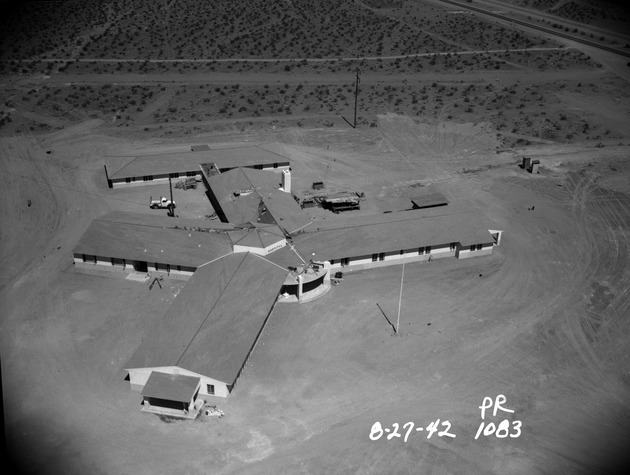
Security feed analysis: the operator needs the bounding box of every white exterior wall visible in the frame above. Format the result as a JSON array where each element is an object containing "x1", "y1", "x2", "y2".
[
  {"x1": 127, "y1": 366, "x2": 230, "y2": 398},
  {"x1": 488, "y1": 229, "x2": 503, "y2": 246},
  {"x1": 456, "y1": 243, "x2": 494, "y2": 259},
  {"x1": 281, "y1": 169, "x2": 291, "y2": 193},
  {"x1": 111, "y1": 165, "x2": 287, "y2": 187},
  {"x1": 328, "y1": 244, "x2": 457, "y2": 271},
  {"x1": 167, "y1": 266, "x2": 196, "y2": 277},
  {"x1": 259, "y1": 163, "x2": 290, "y2": 170},
  {"x1": 74, "y1": 254, "x2": 195, "y2": 277},
  {"x1": 233, "y1": 238, "x2": 287, "y2": 256},
  {"x1": 74, "y1": 255, "x2": 134, "y2": 272}
]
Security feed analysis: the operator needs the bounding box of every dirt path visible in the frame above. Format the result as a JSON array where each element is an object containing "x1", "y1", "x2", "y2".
[
  {"x1": 11, "y1": 46, "x2": 568, "y2": 64},
  {"x1": 32, "y1": 67, "x2": 608, "y2": 88}
]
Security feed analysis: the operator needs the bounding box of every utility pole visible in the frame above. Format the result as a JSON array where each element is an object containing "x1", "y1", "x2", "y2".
[
  {"x1": 353, "y1": 67, "x2": 360, "y2": 128},
  {"x1": 395, "y1": 256, "x2": 405, "y2": 334},
  {"x1": 168, "y1": 176, "x2": 175, "y2": 217},
  {"x1": 341, "y1": 68, "x2": 361, "y2": 129}
]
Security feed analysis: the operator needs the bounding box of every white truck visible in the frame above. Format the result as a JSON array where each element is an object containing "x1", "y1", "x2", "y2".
[{"x1": 149, "y1": 196, "x2": 176, "y2": 210}]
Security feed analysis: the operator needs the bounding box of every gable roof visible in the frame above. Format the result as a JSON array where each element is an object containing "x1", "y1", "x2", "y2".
[
  {"x1": 207, "y1": 167, "x2": 311, "y2": 235},
  {"x1": 96, "y1": 210, "x2": 235, "y2": 231},
  {"x1": 410, "y1": 191, "x2": 449, "y2": 209},
  {"x1": 292, "y1": 208, "x2": 494, "y2": 261},
  {"x1": 107, "y1": 143, "x2": 290, "y2": 180},
  {"x1": 73, "y1": 212, "x2": 233, "y2": 268},
  {"x1": 228, "y1": 223, "x2": 286, "y2": 249},
  {"x1": 141, "y1": 372, "x2": 200, "y2": 402},
  {"x1": 125, "y1": 252, "x2": 288, "y2": 385}
]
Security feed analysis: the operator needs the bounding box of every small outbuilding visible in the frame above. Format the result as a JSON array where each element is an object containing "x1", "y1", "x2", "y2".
[
  {"x1": 140, "y1": 372, "x2": 203, "y2": 419},
  {"x1": 410, "y1": 191, "x2": 449, "y2": 209}
]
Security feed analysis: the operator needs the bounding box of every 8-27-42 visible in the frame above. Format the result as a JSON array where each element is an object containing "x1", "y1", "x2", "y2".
[{"x1": 369, "y1": 419, "x2": 456, "y2": 442}]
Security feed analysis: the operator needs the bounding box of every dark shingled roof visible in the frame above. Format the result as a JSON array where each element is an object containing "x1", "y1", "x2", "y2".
[
  {"x1": 141, "y1": 372, "x2": 200, "y2": 402},
  {"x1": 107, "y1": 143, "x2": 290, "y2": 180},
  {"x1": 95, "y1": 210, "x2": 236, "y2": 231},
  {"x1": 292, "y1": 208, "x2": 494, "y2": 261},
  {"x1": 410, "y1": 191, "x2": 449, "y2": 209},
  {"x1": 73, "y1": 212, "x2": 233, "y2": 268},
  {"x1": 228, "y1": 223, "x2": 286, "y2": 249},
  {"x1": 125, "y1": 252, "x2": 288, "y2": 385},
  {"x1": 207, "y1": 167, "x2": 311, "y2": 235}
]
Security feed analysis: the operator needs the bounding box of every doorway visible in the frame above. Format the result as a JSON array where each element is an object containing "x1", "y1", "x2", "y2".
[{"x1": 134, "y1": 260, "x2": 148, "y2": 272}]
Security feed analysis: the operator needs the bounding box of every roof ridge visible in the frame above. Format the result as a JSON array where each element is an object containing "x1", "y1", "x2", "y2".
[
  {"x1": 106, "y1": 154, "x2": 143, "y2": 177},
  {"x1": 250, "y1": 252, "x2": 291, "y2": 272},
  {"x1": 314, "y1": 210, "x2": 470, "y2": 232},
  {"x1": 256, "y1": 142, "x2": 290, "y2": 161},
  {"x1": 175, "y1": 253, "x2": 248, "y2": 367},
  {"x1": 198, "y1": 251, "x2": 234, "y2": 268},
  {"x1": 254, "y1": 227, "x2": 265, "y2": 248}
]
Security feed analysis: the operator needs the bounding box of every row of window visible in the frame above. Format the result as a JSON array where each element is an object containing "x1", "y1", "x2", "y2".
[
  {"x1": 124, "y1": 171, "x2": 199, "y2": 183},
  {"x1": 371, "y1": 253, "x2": 385, "y2": 262},
  {"x1": 123, "y1": 165, "x2": 287, "y2": 183},
  {"x1": 80, "y1": 255, "x2": 185, "y2": 272},
  {"x1": 332, "y1": 243, "x2": 484, "y2": 266}
]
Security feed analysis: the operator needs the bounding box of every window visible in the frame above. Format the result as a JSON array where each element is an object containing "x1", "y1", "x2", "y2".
[
  {"x1": 379, "y1": 253, "x2": 385, "y2": 261},
  {"x1": 425, "y1": 246, "x2": 431, "y2": 254},
  {"x1": 450, "y1": 242, "x2": 457, "y2": 251},
  {"x1": 341, "y1": 258, "x2": 350, "y2": 267},
  {"x1": 470, "y1": 245, "x2": 475, "y2": 252},
  {"x1": 154, "y1": 262, "x2": 158, "y2": 271},
  {"x1": 255, "y1": 164, "x2": 263, "y2": 170},
  {"x1": 273, "y1": 162, "x2": 278, "y2": 168},
  {"x1": 142, "y1": 175, "x2": 153, "y2": 182},
  {"x1": 177, "y1": 265, "x2": 181, "y2": 271},
  {"x1": 187, "y1": 171, "x2": 197, "y2": 177},
  {"x1": 125, "y1": 177, "x2": 131, "y2": 183},
  {"x1": 82, "y1": 254, "x2": 87, "y2": 262},
  {"x1": 372, "y1": 254, "x2": 378, "y2": 262},
  {"x1": 418, "y1": 247, "x2": 424, "y2": 255},
  {"x1": 400, "y1": 250, "x2": 404, "y2": 255},
  {"x1": 476, "y1": 244, "x2": 483, "y2": 251},
  {"x1": 206, "y1": 384, "x2": 215, "y2": 395},
  {"x1": 330, "y1": 259, "x2": 335, "y2": 265},
  {"x1": 169, "y1": 172, "x2": 179, "y2": 178}
]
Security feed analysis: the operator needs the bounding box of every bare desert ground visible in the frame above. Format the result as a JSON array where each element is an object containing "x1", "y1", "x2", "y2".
[{"x1": 1, "y1": 0, "x2": 630, "y2": 474}]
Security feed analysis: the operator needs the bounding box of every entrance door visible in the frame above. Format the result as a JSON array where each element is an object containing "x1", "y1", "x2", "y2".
[{"x1": 134, "y1": 260, "x2": 148, "y2": 272}]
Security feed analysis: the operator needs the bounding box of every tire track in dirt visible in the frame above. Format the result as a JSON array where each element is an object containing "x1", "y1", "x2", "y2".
[
  {"x1": 0, "y1": 137, "x2": 62, "y2": 289},
  {"x1": 564, "y1": 173, "x2": 630, "y2": 385}
]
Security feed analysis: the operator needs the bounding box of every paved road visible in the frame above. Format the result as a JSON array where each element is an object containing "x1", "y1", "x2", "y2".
[{"x1": 432, "y1": 0, "x2": 630, "y2": 59}]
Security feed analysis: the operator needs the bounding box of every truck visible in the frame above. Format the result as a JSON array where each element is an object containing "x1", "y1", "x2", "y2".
[{"x1": 149, "y1": 196, "x2": 176, "y2": 210}]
